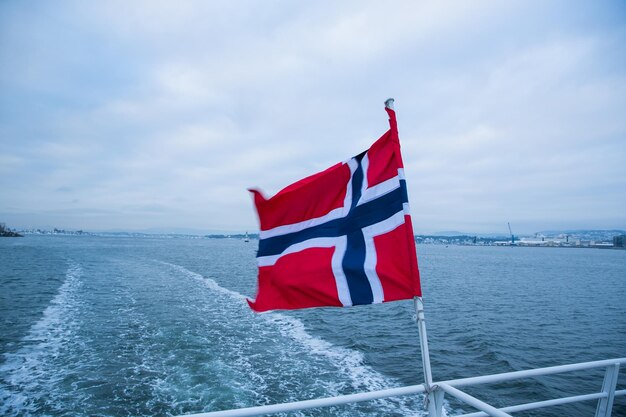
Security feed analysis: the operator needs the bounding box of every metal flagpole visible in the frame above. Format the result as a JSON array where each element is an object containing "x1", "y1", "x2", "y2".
[
  {"x1": 384, "y1": 98, "x2": 438, "y2": 415},
  {"x1": 414, "y1": 296, "x2": 438, "y2": 416}
]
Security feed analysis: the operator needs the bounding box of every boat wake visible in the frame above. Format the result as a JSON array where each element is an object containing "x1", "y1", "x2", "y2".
[
  {"x1": 161, "y1": 261, "x2": 429, "y2": 416},
  {"x1": 0, "y1": 262, "x2": 84, "y2": 416}
]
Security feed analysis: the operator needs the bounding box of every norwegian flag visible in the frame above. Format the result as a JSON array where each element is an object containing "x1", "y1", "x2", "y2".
[{"x1": 248, "y1": 104, "x2": 421, "y2": 312}]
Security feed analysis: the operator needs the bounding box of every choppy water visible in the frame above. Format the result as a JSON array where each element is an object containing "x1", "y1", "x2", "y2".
[{"x1": 0, "y1": 236, "x2": 624, "y2": 416}]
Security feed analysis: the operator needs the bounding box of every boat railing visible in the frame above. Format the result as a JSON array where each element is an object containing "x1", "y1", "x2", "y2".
[{"x1": 177, "y1": 357, "x2": 625, "y2": 417}]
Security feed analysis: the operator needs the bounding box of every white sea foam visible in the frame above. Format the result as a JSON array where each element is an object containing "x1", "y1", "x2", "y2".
[
  {"x1": 162, "y1": 261, "x2": 427, "y2": 416},
  {"x1": 0, "y1": 262, "x2": 84, "y2": 416},
  {"x1": 160, "y1": 261, "x2": 246, "y2": 300},
  {"x1": 264, "y1": 313, "x2": 427, "y2": 416}
]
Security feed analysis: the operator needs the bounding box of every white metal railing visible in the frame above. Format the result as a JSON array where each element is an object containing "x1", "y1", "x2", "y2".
[{"x1": 178, "y1": 357, "x2": 625, "y2": 417}]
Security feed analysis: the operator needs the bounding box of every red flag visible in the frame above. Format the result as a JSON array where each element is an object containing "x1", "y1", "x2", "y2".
[{"x1": 248, "y1": 105, "x2": 421, "y2": 312}]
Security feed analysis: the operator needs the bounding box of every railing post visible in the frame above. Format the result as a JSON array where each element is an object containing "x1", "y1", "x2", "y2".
[
  {"x1": 433, "y1": 387, "x2": 445, "y2": 417},
  {"x1": 595, "y1": 363, "x2": 620, "y2": 417},
  {"x1": 414, "y1": 297, "x2": 437, "y2": 416}
]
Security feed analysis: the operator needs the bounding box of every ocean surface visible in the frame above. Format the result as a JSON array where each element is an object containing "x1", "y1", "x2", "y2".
[{"x1": 0, "y1": 236, "x2": 624, "y2": 417}]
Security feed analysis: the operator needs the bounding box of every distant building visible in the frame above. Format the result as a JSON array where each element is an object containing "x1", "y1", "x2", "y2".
[{"x1": 614, "y1": 235, "x2": 626, "y2": 248}]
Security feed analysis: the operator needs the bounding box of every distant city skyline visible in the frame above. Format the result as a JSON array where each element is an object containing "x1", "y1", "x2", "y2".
[{"x1": 1, "y1": 1, "x2": 625, "y2": 235}]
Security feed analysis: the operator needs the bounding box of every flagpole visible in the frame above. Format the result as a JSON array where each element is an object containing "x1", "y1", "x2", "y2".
[
  {"x1": 414, "y1": 296, "x2": 437, "y2": 415},
  {"x1": 384, "y1": 97, "x2": 437, "y2": 414},
  {"x1": 384, "y1": 98, "x2": 437, "y2": 414}
]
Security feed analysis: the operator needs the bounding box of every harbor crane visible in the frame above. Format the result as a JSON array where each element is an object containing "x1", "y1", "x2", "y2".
[{"x1": 508, "y1": 222, "x2": 515, "y2": 245}]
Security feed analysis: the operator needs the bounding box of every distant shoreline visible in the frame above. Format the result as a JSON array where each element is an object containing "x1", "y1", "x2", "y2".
[
  {"x1": 0, "y1": 224, "x2": 22, "y2": 237},
  {"x1": 11, "y1": 230, "x2": 626, "y2": 250},
  {"x1": 416, "y1": 242, "x2": 624, "y2": 250},
  {"x1": 0, "y1": 231, "x2": 22, "y2": 237}
]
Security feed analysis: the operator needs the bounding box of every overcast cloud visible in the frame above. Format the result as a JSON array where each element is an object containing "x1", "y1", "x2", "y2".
[{"x1": 1, "y1": 0, "x2": 625, "y2": 234}]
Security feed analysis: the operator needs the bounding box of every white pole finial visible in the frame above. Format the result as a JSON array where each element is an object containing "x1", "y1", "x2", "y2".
[{"x1": 384, "y1": 98, "x2": 394, "y2": 110}]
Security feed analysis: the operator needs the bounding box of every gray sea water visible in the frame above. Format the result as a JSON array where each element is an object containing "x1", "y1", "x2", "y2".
[{"x1": 0, "y1": 236, "x2": 624, "y2": 416}]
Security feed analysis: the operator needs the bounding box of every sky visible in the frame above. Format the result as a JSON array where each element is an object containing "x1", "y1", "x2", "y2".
[{"x1": 1, "y1": 1, "x2": 625, "y2": 235}]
